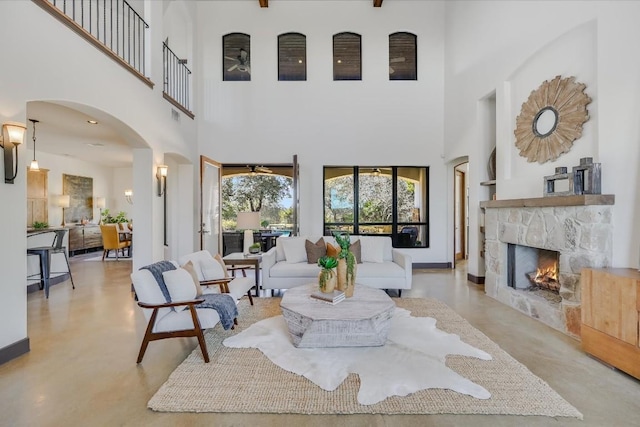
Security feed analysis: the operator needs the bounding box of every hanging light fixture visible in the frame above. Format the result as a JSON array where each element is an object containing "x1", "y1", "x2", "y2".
[{"x1": 28, "y1": 119, "x2": 40, "y2": 171}]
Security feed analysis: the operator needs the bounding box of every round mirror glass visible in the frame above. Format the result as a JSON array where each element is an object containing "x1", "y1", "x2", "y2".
[{"x1": 533, "y1": 107, "x2": 558, "y2": 137}]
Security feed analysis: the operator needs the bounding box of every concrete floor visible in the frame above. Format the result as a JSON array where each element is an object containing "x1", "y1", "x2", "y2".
[{"x1": 1, "y1": 256, "x2": 639, "y2": 427}]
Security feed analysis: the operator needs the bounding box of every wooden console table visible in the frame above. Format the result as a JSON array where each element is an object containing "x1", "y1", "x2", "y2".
[
  {"x1": 581, "y1": 268, "x2": 640, "y2": 380},
  {"x1": 69, "y1": 225, "x2": 103, "y2": 256}
]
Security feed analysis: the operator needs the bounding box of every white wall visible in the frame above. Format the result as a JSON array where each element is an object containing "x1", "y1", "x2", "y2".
[
  {"x1": 195, "y1": 1, "x2": 448, "y2": 264},
  {"x1": 0, "y1": 0, "x2": 197, "y2": 353},
  {"x1": 445, "y1": 1, "x2": 640, "y2": 274}
]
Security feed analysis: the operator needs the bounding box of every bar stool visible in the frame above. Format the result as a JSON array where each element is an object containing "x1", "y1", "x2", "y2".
[{"x1": 27, "y1": 229, "x2": 75, "y2": 298}]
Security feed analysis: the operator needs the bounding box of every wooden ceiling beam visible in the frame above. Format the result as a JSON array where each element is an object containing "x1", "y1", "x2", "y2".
[
  {"x1": 373, "y1": 0, "x2": 383, "y2": 7},
  {"x1": 259, "y1": 0, "x2": 268, "y2": 7}
]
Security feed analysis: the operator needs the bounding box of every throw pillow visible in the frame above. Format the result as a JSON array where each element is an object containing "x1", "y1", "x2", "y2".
[
  {"x1": 326, "y1": 241, "x2": 362, "y2": 263},
  {"x1": 305, "y1": 238, "x2": 326, "y2": 264},
  {"x1": 213, "y1": 253, "x2": 230, "y2": 278},
  {"x1": 181, "y1": 261, "x2": 203, "y2": 297},
  {"x1": 350, "y1": 239, "x2": 362, "y2": 264},
  {"x1": 326, "y1": 243, "x2": 340, "y2": 258},
  {"x1": 163, "y1": 268, "x2": 197, "y2": 301},
  {"x1": 199, "y1": 255, "x2": 227, "y2": 280},
  {"x1": 360, "y1": 236, "x2": 385, "y2": 263},
  {"x1": 282, "y1": 238, "x2": 308, "y2": 263}
]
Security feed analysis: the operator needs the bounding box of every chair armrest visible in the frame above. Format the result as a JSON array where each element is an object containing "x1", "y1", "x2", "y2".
[
  {"x1": 201, "y1": 277, "x2": 232, "y2": 293},
  {"x1": 138, "y1": 298, "x2": 205, "y2": 309},
  {"x1": 261, "y1": 248, "x2": 277, "y2": 288}
]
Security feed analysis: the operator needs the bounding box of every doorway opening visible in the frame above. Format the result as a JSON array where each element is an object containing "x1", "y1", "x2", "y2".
[{"x1": 454, "y1": 162, "x2": 468, "y2": 267}]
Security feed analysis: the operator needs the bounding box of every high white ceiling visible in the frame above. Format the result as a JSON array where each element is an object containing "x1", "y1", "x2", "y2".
[{"x1": 26, "y1": 101, "x2": 133, "y2": 168}]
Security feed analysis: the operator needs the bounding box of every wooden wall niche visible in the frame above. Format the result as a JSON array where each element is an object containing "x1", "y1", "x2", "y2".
[
  {"x1": 63, "y1": 174, "x2": 93, "y2": 223},
  {"x1": 27, "y1": 168, "x2": 49, "y2": 226}
]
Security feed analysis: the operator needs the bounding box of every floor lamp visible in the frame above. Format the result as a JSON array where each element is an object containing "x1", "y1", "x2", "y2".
[{"x1": 236, "y1": 211, "x2": 260, "y2": 254}]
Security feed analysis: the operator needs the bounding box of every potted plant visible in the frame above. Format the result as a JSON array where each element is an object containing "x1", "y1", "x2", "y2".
[
  {"x1": 249, "y1": 242, "x2": 261, "y2": 254},
  {"x1": 333, "y1": 231, "x2": 357, "y2": 297},
  {"x1": 317, "y1": 255, "x2": 338, "y2": 293},
  {"x1": 101, "y1": 209, "x2": 129, "y2": 224}
]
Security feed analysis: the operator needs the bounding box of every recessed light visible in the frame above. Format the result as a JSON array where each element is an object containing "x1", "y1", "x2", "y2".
[
  {"x1": 86, "y1": 143, "x2": 104, "y2": 147},
  {"x1": 87, "y1": 120, "x2": 98, "y2": 124}
]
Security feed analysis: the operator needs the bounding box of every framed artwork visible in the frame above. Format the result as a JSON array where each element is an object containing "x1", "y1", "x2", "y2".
[
  {"x1": 63, "y1": 174, "x2": 93, "y2": 223},
  {"x1": 389, "y1": 32, "x2": 417, "y2": 80},
  {"x1": 333, "y1": 32, "x2": 361, "y2": 81},
  {"x1": 223, "y1": 33, "x2": 251, "y2": 81},
  {"x1": 278, "y1": 32, "x2": 307, "y2": 81}
]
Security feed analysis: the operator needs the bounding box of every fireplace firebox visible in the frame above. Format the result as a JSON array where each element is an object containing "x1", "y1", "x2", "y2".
[{"x1": 507, "y1": 244, "x2": 560, "y2": 296}]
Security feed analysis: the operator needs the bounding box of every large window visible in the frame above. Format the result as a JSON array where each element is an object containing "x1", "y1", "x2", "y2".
[
  {"x1": 278, "y1": 32, "x2": 306, "y2": 81},
  {"x1": 324, "y1": 166, "x2": 429, "y2": 247},
  {"x1": 333, "y1": 32, "x2": 362, "y2": 81}
]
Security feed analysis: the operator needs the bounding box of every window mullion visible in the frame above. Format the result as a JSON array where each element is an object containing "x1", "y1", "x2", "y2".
[{"x1": 353, "y1": 166, "x2": 359, "y2": 235}]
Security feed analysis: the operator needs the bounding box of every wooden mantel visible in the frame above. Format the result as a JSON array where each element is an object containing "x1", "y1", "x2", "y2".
[{"x1": 480, "y1": 194, "x2": 615, "y2": 209}]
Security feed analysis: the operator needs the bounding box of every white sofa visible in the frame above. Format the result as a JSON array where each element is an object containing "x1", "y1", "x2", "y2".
[{"x1": 261, "y1": 235, "x2": 412, "y2": 295}]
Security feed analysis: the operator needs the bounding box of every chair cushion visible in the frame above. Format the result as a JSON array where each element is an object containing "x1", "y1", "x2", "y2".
[
  {"x1": 213, "y1": 254, "x2": 230, "y2": 278},
  {"x1": 163, "y1": 269, "x2": 198, "y2": 301},
  {"x1": 199, "y1": 255, "x2": 227, "y2": 280},
  {"x1": 305, "y1": 238, "x2": 326, "y2": 264}
]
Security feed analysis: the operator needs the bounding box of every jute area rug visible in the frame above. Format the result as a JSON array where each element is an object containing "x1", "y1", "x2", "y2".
[{"x1": 148, "y1": 297, "x2": 582, "y2": 418}]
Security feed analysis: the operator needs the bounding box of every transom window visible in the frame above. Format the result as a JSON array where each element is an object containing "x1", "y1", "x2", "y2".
[
  {"x1": 333, "y1": 32, "x2": 362, "y2": 81},
  {"x1": 323, "y1": 166, "x2": 429, "y2": 247},
  {"x1": 278, "y1": 32, "x2": 306, "y2": 81},
  {"x1": 389, "y1": 32, "x2": 417, "y2": 80}
]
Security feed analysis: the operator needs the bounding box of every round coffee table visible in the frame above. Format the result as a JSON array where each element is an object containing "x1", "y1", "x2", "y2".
[{"x1": 280, "y1": 283, "x2": 396, "y2": 348}]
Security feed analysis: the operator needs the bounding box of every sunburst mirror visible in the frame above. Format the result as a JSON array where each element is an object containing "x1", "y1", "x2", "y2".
[{"x1": 514, "y1": 75, "x2": 591, "y2": 164}]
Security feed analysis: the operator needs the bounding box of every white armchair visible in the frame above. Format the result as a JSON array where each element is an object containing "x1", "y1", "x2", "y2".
[
  {"x1": 131, "y1": 263, "x2": 223, "y2": 363},
  {"x1": 178, "y1": 250, "x2": 255, "y2": 305}
]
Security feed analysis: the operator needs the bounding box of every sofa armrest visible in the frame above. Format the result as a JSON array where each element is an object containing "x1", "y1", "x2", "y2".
[
  {"x1": 261, "y1": 247, "x2": 277, "y2": 288},
  {"x1": 392, "y1": 249, "x2": 412, "y2": 289}
]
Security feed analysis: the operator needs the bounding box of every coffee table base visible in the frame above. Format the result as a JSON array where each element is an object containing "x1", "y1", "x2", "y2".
[{"x1": 280, "y1": 284, "x2": 396, "y2": 348}]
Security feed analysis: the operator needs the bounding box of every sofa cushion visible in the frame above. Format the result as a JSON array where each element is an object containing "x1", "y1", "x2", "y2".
[
  {"x1": 282, "y1": 238, "x2": 308, "y2": 263},
  {"x1": 360, "y1": 235, "x2": 385, "y2": 263},
  {"x1": 326, "y1": 243, "x2": 340, "y2": 258},
  {"x1": 270, "y1": 262, "x2": 320, "y2": 278},
  {"x1": 305, "y1": 238, "x2": 326, "y2": 264},
  {"x1": 163, "y1": 268, "x2": 198, "y2": 301},
  {"x1": 357, "y1": 261, "x2": 406, "y2": 278}
]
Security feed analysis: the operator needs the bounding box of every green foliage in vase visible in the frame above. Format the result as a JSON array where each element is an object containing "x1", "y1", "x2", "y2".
[
  {"x1": 101, "y1": 209, "x2": 129, "y2": 224},
  {"x1": 333, "y1": 231, "x2": 356, "y2": 284},
  {"x1": 317, "y1": 255, "x2": 338, "y2": 270},
  {"x1": 32, "y1": 221, "x2": 49, "y2": 229},
  {"x1": 317, "y1": 256, "x2": 338, "y2": 291}
]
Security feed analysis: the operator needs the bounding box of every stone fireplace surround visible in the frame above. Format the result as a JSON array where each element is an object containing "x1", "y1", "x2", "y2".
[{"x1": 480, "y1": 195, "x2": 614, "y2": 339}]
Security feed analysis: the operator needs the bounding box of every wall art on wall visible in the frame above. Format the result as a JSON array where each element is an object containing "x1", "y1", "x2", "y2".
[
  {"x1": 514, "y1": 75, "x2": 591, "y2": 164},
  {"x1": 223, "y1": 33, "x2": 251, "y2": 81},
  {"x1": 63, "y1": 174, "x2": 93, "y2": 223}
]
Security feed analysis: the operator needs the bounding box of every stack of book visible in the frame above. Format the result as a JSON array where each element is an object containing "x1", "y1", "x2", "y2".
[{"x1": 310, "y1": 290, "x2": 345, "y2": 305}]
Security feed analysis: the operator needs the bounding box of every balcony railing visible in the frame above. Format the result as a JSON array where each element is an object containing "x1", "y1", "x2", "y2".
[
  {"x1": 163, "y1": 42, "x2": 194, "y2": 119},
  {"x1": 33, "y1": 0, "x2": 153, "y2": 87}
]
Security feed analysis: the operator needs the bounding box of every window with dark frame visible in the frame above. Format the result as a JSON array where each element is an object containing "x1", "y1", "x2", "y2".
[
  {"x1": 278, "y1": 33, "x2": 307, "y2": 81},
  {"x1": 223, "y1": 33, "x2": 251, "y2": 81},
  {"x1": 389, "y1": 32, "x2": 417, "y2": 81},
  {"x1": 323, "y1": 166, "x2": 429, "y2": 248},
  {"x1": 333, "y1": 32, "x2": 362, "y2": 81}
]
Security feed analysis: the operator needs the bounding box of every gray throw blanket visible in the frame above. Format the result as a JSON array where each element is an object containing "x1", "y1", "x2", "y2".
[
  {"x1": 197, "y1": 293, "x2": 238, "y2": 330},
  {"x1": 140, "y1": 261, "x2": 176, "y2": 304}
]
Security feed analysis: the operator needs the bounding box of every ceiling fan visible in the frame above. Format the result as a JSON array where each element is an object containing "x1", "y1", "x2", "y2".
[
  {"x1": 225, "y1": 48, "x2": 251, "y2": 74},
  {"x1": 247, "y1": 165, "x2": 272, "y2": 175},
  {"x1": 389, "y1": 57, "x2": 405, "y2": 74}
]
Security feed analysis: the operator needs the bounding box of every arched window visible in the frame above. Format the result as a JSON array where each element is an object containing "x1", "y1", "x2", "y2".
[
  {"x1": 223, "y1": 33, "x2": 251, "y2": 81},
  {"x1": 389, "y1": 32, "x2": 417, "y2": 80},
  {"x1": 333, "y1": 32, "x2": 361, "y2": 81},
  {"x1": 278, "y1": 33, "x2": 306, "y2": 81}
]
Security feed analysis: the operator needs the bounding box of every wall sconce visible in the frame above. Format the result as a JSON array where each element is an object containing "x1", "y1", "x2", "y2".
[
  {"x1": 95, "y1": 196, "x2": 106, "y2": 224},
  {"x1": 156, "y1": 164, "x2": 168, "y2": 197},
  {"x1": 58, "y1": 194, "x2": 70, "y2": 226},
  {"x1": 28, "y1": 119, "x2": 40, "y2": 172},
  {"x1": 124, "y1": 189, "x2": 133, "y2": 205},
  {"x1": 0, "y1": 122, "x2": 27, "y2": 184}
]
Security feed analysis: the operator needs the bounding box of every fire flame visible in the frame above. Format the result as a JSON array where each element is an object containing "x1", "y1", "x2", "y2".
[{"x1": 535, "y1": 264, "x2": 558, "y2": 282}]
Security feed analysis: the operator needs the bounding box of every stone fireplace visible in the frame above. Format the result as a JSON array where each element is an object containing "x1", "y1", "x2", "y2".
[{"x1": 481, "y1": 195, "x2": 614, "y2": 338}]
